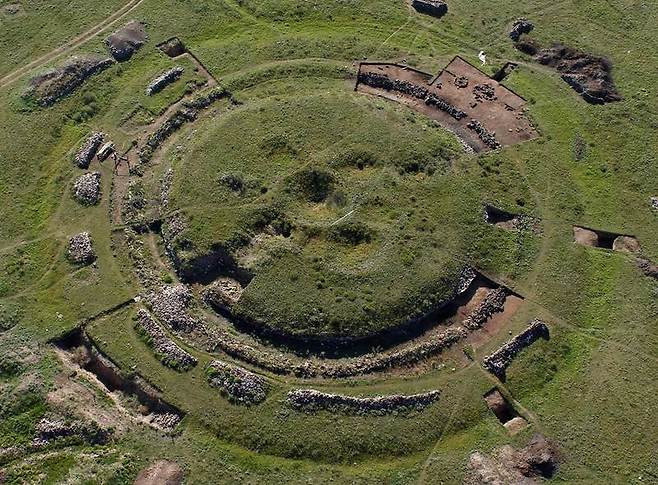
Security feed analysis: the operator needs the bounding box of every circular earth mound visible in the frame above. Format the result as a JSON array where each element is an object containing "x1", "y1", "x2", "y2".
[{"x1": 165, "y1": 92, "x2": 487, "y2": 340}]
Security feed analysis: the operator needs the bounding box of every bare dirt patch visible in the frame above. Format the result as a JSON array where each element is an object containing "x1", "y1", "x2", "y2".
[
  {"x1": 515, "y1": 39, "x2": 620, "y2": 104},
  {"x1": 466, "y1": 434, "x2": 560, "y2": 484},
  {"x1": 356, "y1": 57, "x2": 537, "y2": 152},
  {"x1": 134, "y1": 460, "x2": 183, "y2": 485},
  {"x1": 105, "y1": 20, "x2": 147, "y2": 62},
  {"x1": 573, "y1": 225, "x2": 640, "y2": 254}
]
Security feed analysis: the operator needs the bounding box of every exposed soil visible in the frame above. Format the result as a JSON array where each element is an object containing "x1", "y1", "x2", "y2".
[
  {"x1": 105, "y1": 20, "x2": 147, "y2": 62},
  {"x1": 157, "y1": 37, "x2": 187, "y2": 58},
  {"x1": 483, "y1": 388, "x2": 519, "y2": 424},
  {"x1": 515, "y1": 39, "x2": 621, "y2": 104},
  {"x1": 53, "y1": 328, "x2": 184, "y2": 430},
  {"x1": 465, "y1": 434, "x2": 560, "y2": 484},
  {"x1": 356, "y1": 57, "x2": 537, "y2": 152},
  {"x1": 573, "y1": 225, "x2": 640, "y2": 253},
  {"x1": 134, "y1": 460, "x2": 183, "y2": 485}
]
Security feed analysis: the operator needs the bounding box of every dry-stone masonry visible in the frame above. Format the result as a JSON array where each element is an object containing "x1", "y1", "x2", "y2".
[
  {"x1": 135, "y1": 309, "x2": 197, "y2": 371},
  {"x1": 483, "y1": 319, "x2": 549, "y2": 379},
  {"x1": 146, "y1": 67, "x2": 184, "y2": 96},
  {"x1": 206, "y1": 360, "x2": 268, "y2": 405},
  {"x1": 287, "y1": 389, "x2": 441, "y2": 415},
  {"x1": 72, "y1": 172, "x2": 101, "y2": 205},
  {"x1": 462, "y1": 287, "x2": 509, "y2": 330}
]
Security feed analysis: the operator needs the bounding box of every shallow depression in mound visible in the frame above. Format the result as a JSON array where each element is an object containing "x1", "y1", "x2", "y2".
[{"x1": 160, "y1": 92, "x2": 518, "y2": 339}]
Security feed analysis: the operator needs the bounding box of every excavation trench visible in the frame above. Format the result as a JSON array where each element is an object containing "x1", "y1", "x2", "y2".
[
  {"x1": 210, "y1": 272, "x2": 522, "y2": 360},
  {"x1": 53, "y1": 328, "x2": 184, "y2": 420}
]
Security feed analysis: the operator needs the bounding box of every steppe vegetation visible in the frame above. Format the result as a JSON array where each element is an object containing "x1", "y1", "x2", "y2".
[{"x1": 0, "y1": 0, "x2": 656, "y2": 483}]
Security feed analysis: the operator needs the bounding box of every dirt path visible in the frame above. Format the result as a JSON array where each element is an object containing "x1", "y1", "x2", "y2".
[
  {"x1": 111, "y1": 150, "x2": 132, "y2": 225},
  {"x1": 0, "y1": 0, "x2": 145, "y2": 90}
]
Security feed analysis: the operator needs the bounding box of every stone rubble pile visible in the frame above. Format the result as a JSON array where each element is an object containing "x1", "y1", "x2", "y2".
[
  {"x1": 160, "y1": 168, "x2": 174, "y2": 211},
  {"x1": 358, "y1": 71, "x2": 466, "y2": 119},
  {"x1": 509, "y1": 18, "x2": 534, "y2": 42},
  {"x1": 463, "y1": 287, "x2": 509, "y2": 330},
  {"x1": 72, "y1": 171, "x2": 101, "y2": 205},
  {"x1": 467, "y1": 119, "x2": 501, "y2": 149},
  {"x1": 483, "y1": 319, "x2": 549, "y2": 379},
  {"x1": 411, "y1": 0, "x2": 448, "y2": 18},
  {"x1": 23, "y1": 56, "x2": 114, "y2": 107},
  {"x1": 148, "y1": 412, "x2": 181, "y2": 430},
  {"x1": 32, "y1": 416, "x2": 109, "y2": 447},
  {"x1": 206, "y1": 360, "x2": 268, "y2": 405},
  {"x1": 74, "y1": 132, "x2": 104, "y2": 168},
  {"x1": 203, "y1": 278, "x2": 244, "y2": 313},
  {"x1": 123, "y1": 228, "x2": 159, "y2": 288},
  {"x1": 287, "y1": 388, "x2": 441, "y2": 415},
  {"x1": 651, "y1": 197, "x2": 658, "y2": 211},
  {"x1": 67, "y1": 232, "x2": 96, "y2": 265},
  {"x1": 135, "y1": 309, "x2": 198, "y2": 371},
  {"x1": 146, "y1": 284, "x2": 199, "y2": 332},
  {"x1": 146, "y1": 66, "x2": 184, "y2": 96}
]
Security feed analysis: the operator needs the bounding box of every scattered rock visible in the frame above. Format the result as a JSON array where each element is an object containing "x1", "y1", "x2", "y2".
[
  {"x1": 146, "y1": 67, "x2": 184, "y2": 96},
  {"x1": 637, "y1": 259, "x2": 658, "y2": 280},
  {"x1": 509, "y1": 18, "x2": 534, "y2": 42},
  {"x1": 105, "y1": 21, "x2": 147, "y2": 62},
  {"x1": 23, "y1": 56, "x2": 114, "y2": 107},
  {"x1": 467, "y1": 119, "x2": 501, "y2": 149},
  {"x1": 651, "y1": 197, "x2": 658, "y2": 211},
  {"x1": 134, "y1": 460, "x2": 183, "y2": 485},
  {"x1": 287, "y1": 388, "x2": 440, "y2": 415},
  {"x1": 206, "y1": 360, "x2": 268, "y2": 405},
  {"x1": 74, "y1": 132, "x2": 104, "y2": 169},
  {"x1": 67, "y1": 232, "x2": 96, "y2": 265},
  {"x1": 411, "y1": 0, "x2": 448, "y2": 18},
  {"x1": 72, "y1": 172, "x2": 101, "y2": 205}
]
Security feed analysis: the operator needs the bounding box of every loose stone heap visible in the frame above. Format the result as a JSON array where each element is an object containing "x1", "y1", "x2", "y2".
[
  {"x1": 206, "y1": 360, "x2": 268, "y2": 405},
  {"x1": 203, "y1": 278, "x2": 244, "y2": 313},
  {"x1": 411, "y1": 0, "x2": 448, "y2": 18},
  {"x1": 146, "y1": 67, "x2": 184, "y2": 96},
  {"x1": 467, "y1": 119, "x2": 501, "y2": 149},
  {"x1": 483, "y1": 319, "x2": 549, "y2": 379},
  {"x1": 148, "y1": 412, "x2": 181, "y2": 430},
  {"x1": 146, "y1": 285, "x2": 198, "y2": 332},
  {"x1": 22, "y1": 56, "x2": 114, "y2": 107},
  {"x1": 651, "y1": 197, "x2": 658, "y2": 211},
  {"x1": 462, "y1": 288, "x2": 509, "y2": 330},
  {"x1": 67, "y1": 232, "x2": 96, "y2": 265},
  {"x1": 74, "y1": 132, "x2": 104, "y2": 169},
  {"x1": 357, "y1": 71, "x2": 466, "y2": 120},
  {"x1": 135, "y1": 309, "x2": 198, "y2": 371},
  {"x1": 72, "y1": 172, "x2": 101, "y2": 205},
  {"x1": 287, "y1": 389, "x2": 441, "y2": 415},
  {"x1": 32, "y1": 416, "x2": 109, "y2": 447},
  {"x1": 509, "y1": 18, "x2": 534, "y2": 42}
]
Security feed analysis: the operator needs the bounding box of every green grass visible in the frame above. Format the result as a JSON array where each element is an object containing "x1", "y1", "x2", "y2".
[{"x1": 0, "y1": 0, "x2": 657, "y2": 482}]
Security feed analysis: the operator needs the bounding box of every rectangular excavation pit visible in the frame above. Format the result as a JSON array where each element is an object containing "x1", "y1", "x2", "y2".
[
  {"x1": 53, "y1": 328, "x2": 184, "y2": 429},
  {"x1": 356, "y1": 57, "x2": 538, "y2": 152},
  {"x1": 484, "y1": 388, "x2": 528, "y2": 434},
  {"x1": 484, "y1": 204, "x2": 522, "y2": 230},
  {"x1": 573, "y1": 226, "x2": 641, "y2": 254},
  {"x1": 157, "y1": 37, "x2": 187, "y2": 58}
]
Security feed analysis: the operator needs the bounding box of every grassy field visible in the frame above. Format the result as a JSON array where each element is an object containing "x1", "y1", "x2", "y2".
[{"x1": 0, "y1": 0, "x2": 657, "y2": 483}]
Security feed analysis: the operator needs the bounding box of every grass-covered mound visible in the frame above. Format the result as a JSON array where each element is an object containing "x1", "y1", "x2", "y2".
[{"x1": 167, "y1": 92, "x2": 486, "y2": 338}]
